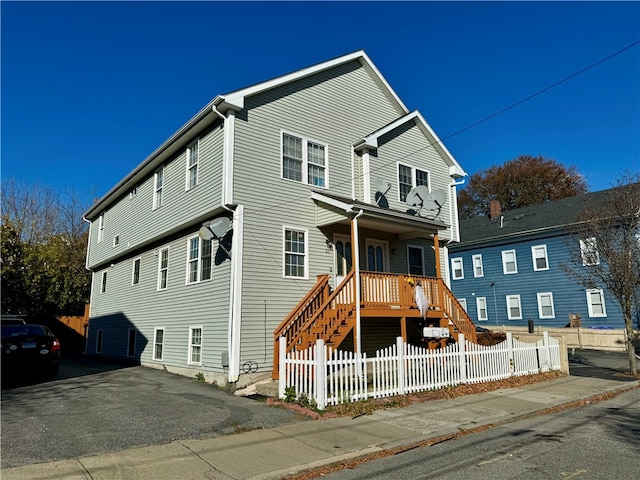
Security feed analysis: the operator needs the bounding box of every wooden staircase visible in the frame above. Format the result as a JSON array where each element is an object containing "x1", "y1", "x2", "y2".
[{"x1": 272, "y1": 271, "x2": 477, "y2": 379}]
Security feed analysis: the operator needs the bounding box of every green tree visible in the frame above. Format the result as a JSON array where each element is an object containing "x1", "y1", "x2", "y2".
[
  {"x1": 561, "y1": 173, "x2": 640, "y2": 376},
  {"x1": 458, "y1": 155, "x2": 588, "y2": 219}
]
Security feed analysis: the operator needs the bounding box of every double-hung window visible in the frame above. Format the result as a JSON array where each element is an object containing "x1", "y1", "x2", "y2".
[
  {"x1": 532, "y1": 245, "x2": 549, "y2": 271},
  {"x1": 472, "y1": 254, "x2": 484, "y2": 277},
  {"x1": 537, "y1": 292, "x2": 555, "y2": 318},
  {"x1": 132, "y1": 258, "x2": 141, "y2": 285},
  {"x1": 157, "y1": 248, "x2": 169, "y2": 290},
  {"x1": 451, "y1": 257, "x2": 464, "y2": 280},
  {"x1": 398, "y1": 163, "x2": 430, "y2": 202},
  {"x1": 586, "y1": 289, "x2": 606, "y2": 317},
  {"x1": 476, "y1": 297, "x2": 488, "y2": 321},
  {"x1": 188, "y1": 327, "x2": 203, "y2": 365},
  {"x1": 407, "y1": 246, "x2": 425, "y2": 276},
  {"x1": 154, "y1": 166, "x2": 164, "y2": 209},
  {"x1": 186, "y1": 140, "x2": 199, "y2": 190},
  {"x1": 101, "y1": 271, "x2": 107, "y2": 293},
  {"x1": 282, "y1": 132, "x2": 327, "y2": 187},
  {"x1": 580, "y1": 238, "x2": 599, "y2": 266},
  {"x1": 153, "y1": 328, "x2": 164, "y2": 361},
  {"x1": 506, "y1": 295, "x2": 522, "y2": 320},
  {"x1": 284, "y1": 227, "x2": 307, "y2": 279},
  {"x1": 187, "y1": 236, "x2": 212, "y2": 284},
  {"x1": 502, "y1": 250, "x2": 518, "y2": 274}
]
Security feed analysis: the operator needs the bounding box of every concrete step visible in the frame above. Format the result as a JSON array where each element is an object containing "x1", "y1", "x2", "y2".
[{"x1": 254, "y1": 380, "x2": 279, "y2": 398}]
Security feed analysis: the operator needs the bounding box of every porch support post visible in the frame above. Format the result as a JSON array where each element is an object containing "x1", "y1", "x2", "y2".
[
  {"x1": 352, "y1": 210, "x2": 364, "y2": 355},
  {"x1": 400, "y1": 316, "x2": 408, "y2": 343},
  {"x1": 433, "y1": 233, "x2": 442, "y2": 279}
]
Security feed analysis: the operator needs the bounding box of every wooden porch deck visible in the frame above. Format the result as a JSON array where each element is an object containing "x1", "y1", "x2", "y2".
[{"x1": 272, "y1": 271, "x2": 477, "y2": 379}]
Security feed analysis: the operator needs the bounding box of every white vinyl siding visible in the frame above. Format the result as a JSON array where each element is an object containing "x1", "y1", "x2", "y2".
[
  {"x1": 537, "y1": 292, "x2": 555, "y2": 319},
  {"x1": 580, "y1": 237, "x2": 599, "y2": 266},
  {"x1": 157, "y1": 247, "x2": 169, "y2": 290},
  {"x1": 188, "y1": 326, "x2": 203, "y2": 365},
  {"x1": 186, "y1": 236, "x2": 212, "y2": 284},
  {"x1": 186, "y1": 139, "x2": 199, "y2": 190},
  {"x1": 586, "y1": 289, "x2": 607, "y2": 317},
  {"x1": 153, "y1": 166, "x2": 164, "y2": 209},
  {"x1": 502, "y1": 250, "x2": 518, "y2": 275},
  {"x1": 532, "y1": 245, "x2": 549, "y2": 271},
  {"x1": 397, "y1": 163, "x2": 430, "y2": 202},
  {"x1": 476, "y1": 297, "x2": 488, "y2": 321},
  {"x1": 281, "y1": 132, "x2": 327, "y2": 187},
  {"x1": 451, "y1": 257, "x2": 464, "y2": 280},
  {"x1": 506, "y1": 295, "x2": 522, "y2": 320},
  {"x1": 283, "y1": 227, "x2": 308, "y2": 279},
  {"x1": 153, "y1": 328, "x2": 164, "y2": 361},
  {"x1": 472, "y1": 254, "x2": 484, "y2": 277}
]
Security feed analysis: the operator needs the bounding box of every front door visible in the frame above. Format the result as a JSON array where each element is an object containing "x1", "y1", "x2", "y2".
[
  {"x1": 365, "y1": 239, "x2": 389, "y2": 272},
  {"x1": 333, "y1": 234, "x2": 353, "y2": 287}
]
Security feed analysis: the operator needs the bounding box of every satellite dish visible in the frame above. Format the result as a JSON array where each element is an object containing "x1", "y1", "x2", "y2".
[
  {"x1": 405, "y1": 185, "x2": 431, "y2": 208},
  {"x1": 406, "y1": 187, "x2": 447, "y2": 218},
  {"x1": 199, "y1": 216, "x2": 232, "y2": 258},
  {"x1": 374, "y1": 178, "x2": 392, "y2": 208}
]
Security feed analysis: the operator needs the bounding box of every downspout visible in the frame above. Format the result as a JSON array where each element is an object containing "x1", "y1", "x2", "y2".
[
  {"x1": 82, "y1": 215, "x2": 94, "y2": 354},
  {"x1": 351, "y1": 144, "x2": 356, "y2": 200},
  {"x1": 214, "y1": 105, "x2": 244, "y2": 385}
]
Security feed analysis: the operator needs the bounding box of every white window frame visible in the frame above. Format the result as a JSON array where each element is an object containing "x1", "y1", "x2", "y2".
[
  {"x1": 531, "y1": 245, "x2": 549, "y2": 271},
  {"x1": 580, "y1": 237, "x2": 600, "y2": 266},
  {"x1": 407, "y1": 245, "x2": 425, "y2": 276},
  {"x1": 157, "y1": 247, "x2": 169, "y2": 290},
  {"x1": 506, "y1": 294, "x2": 522, "y2": 320},
  {"x1": 96, "y1": 329, "x2": 103, "y2": 354},
  {"x1": 186, "y1": 235, "x2": 213, "y2": 284},
  {"x1": 537, "y1": 292, "x2": 555, "y2": 319},
  {"x1": 458, "y1": 298, "x2": 468, "y2": 312},
  {"x1": 476, "y1": 297, "x2": 488, "y2": 321},
  {"x1": 397, "y1": 162, "x2": 430, "y2": 202},
  {"x1": 502, "y1": 250, "x2": 518, "y2": 275},
  {"x1": 132, "y1": 257, "x2": 141, "y2": 285},
  {"x1": 281, "y1": 131, "x2": 328, "y2": 188},
  {"x1": 188, "y1": 326, "x2": 203, "y2": 366},
  {"x1": 472, "y1": 254, "x2": 484, "y2": 278},
  {"x1": 283, "y1": 226, "x2": 308, "y2": 279},
  {"x1": 113, "y1": 235, "x2": 120, "y2": 248},
  {"x1": 186, "y1": 139, "x2": 199, "y2": 190},
  {"x1": 451, "y1": 257, "x2": 464, "y2": 280},
  {"x1": 97, "y1": 213, "x2": 104, "y2": 243},
  {"x1": 127, "y1": 328, "x2": 136, "y2": 358},
  {"x1": 153, "y1": 166, "x2": 164, "y2": 210},
  {"x1": 586, "y1": 289, "x2": 607, "y2": 317},
  {"x1": 153, "y1": 328, "x2": 164, "y2": 361},
  {"x1": 100, "y1": 271, "x2": 107, "y2": 294}
]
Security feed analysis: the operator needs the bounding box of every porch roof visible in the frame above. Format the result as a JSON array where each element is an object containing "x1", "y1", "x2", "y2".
[{"x1": 311, "y1": 191, "x2": 447, "y2": 239}]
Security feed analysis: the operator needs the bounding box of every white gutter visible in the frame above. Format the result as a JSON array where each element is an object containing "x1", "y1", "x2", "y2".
[
  {"x1": 226, "y1": 204, "x2": 244, "y2": 383},
  {"x1": 353, "y1": 209, "x2": 364, "y2": 358}
]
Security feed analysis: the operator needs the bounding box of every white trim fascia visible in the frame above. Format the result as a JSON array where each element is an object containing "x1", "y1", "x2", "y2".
[
  {"x1": 221, "y1": 50, "x2": 408, "y2": 114},
  {"x1": 310, "y1": 191, "x2": 355, "y2": 213},
  {"x1": 228, "y1": 205, "x2": 244, "y2": 383},
  {"x1": 362, "y1": 149, "x2": 371, "y2": 204},
  {"x1": 222, "y1": 110, "x2": 235, "y2": 207}
]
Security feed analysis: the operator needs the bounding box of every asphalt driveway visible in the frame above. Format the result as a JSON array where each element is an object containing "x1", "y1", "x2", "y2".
[{"x1": 1, "y1": 355, "x2": 308, "y2": 469}]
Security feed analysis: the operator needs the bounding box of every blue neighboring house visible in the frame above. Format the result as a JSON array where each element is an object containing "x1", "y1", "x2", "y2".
[{"x1": 448, "y1": 187, "x2": 631, "y2": 329}]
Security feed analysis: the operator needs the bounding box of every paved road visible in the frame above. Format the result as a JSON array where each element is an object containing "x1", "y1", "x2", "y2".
[
  {"x1": 1, "y1": 355, "x2": 308, "y2": 469},
  {"x1": 317, "y1": 387, "x2": 640, "y2": 479}
]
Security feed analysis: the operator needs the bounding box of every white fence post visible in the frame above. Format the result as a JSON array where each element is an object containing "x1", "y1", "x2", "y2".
[
  {"x1": 458, "y1": 333, "x2": 466, "y2": 383},
  {"x1": 278, "y1": 337, "x2": 286, "y2": 399},
  {"x1": 540, "y1": 331, "x2": 551, "y2": 372},
  {"x1": 314, "y1": 339, "x2": 326, "y2": 410},
  {"x1": 506, "y1": 332, "x2": 514, "y2": 376},
  {"x1": 396, "y1": 337, "x2": 406, "y2": 396}
]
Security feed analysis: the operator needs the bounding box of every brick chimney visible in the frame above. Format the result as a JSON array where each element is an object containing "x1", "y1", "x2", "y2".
[{"x1": 489, "y1": 200, "x2": 501, "y2": 220}]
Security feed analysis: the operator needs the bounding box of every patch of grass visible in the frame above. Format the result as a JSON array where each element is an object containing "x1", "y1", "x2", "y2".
[{"x1": 193, "y1": 372, "x2": 206, "y2": 383}]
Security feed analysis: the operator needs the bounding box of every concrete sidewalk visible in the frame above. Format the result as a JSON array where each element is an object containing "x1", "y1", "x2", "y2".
[{"x1": 3, "y1": 373, "x2": 638, "y2": 480}]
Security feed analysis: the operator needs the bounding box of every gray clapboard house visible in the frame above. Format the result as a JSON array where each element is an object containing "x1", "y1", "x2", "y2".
[{"x1": 84, "y1": 51, "x2": 475, "y2": 387}]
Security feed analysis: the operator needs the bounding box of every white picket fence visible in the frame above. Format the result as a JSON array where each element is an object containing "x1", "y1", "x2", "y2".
[{"x1": 279, "y1": 332, "x2": 560, "y2": 410}]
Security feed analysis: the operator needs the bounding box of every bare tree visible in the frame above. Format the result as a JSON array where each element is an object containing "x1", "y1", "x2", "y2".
[{"x1": 561, "y1": 173, "x2": 640, "y2": 376}]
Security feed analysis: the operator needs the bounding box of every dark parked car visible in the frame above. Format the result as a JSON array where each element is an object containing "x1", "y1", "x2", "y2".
[
  {"x1": 1, "y1": 324, "x2": 61, "y2": 378},
  {"x1": 1, "y1": 316, "x2": 27, "y2": 326}
]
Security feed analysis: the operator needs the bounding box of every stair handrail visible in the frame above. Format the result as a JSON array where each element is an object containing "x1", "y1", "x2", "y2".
[{"x1": 437, "y1": 278, "x2": 477, "y2": 342}]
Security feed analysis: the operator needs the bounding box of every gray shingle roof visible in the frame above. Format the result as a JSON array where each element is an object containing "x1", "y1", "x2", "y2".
[{"x1": 452, "y1": 186, "x2": 629, "y2": 248}]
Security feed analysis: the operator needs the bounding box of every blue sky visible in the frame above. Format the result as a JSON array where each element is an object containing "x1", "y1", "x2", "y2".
[{"x1": 2, "y1": 1, "x2": 639, "y2": 207}]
